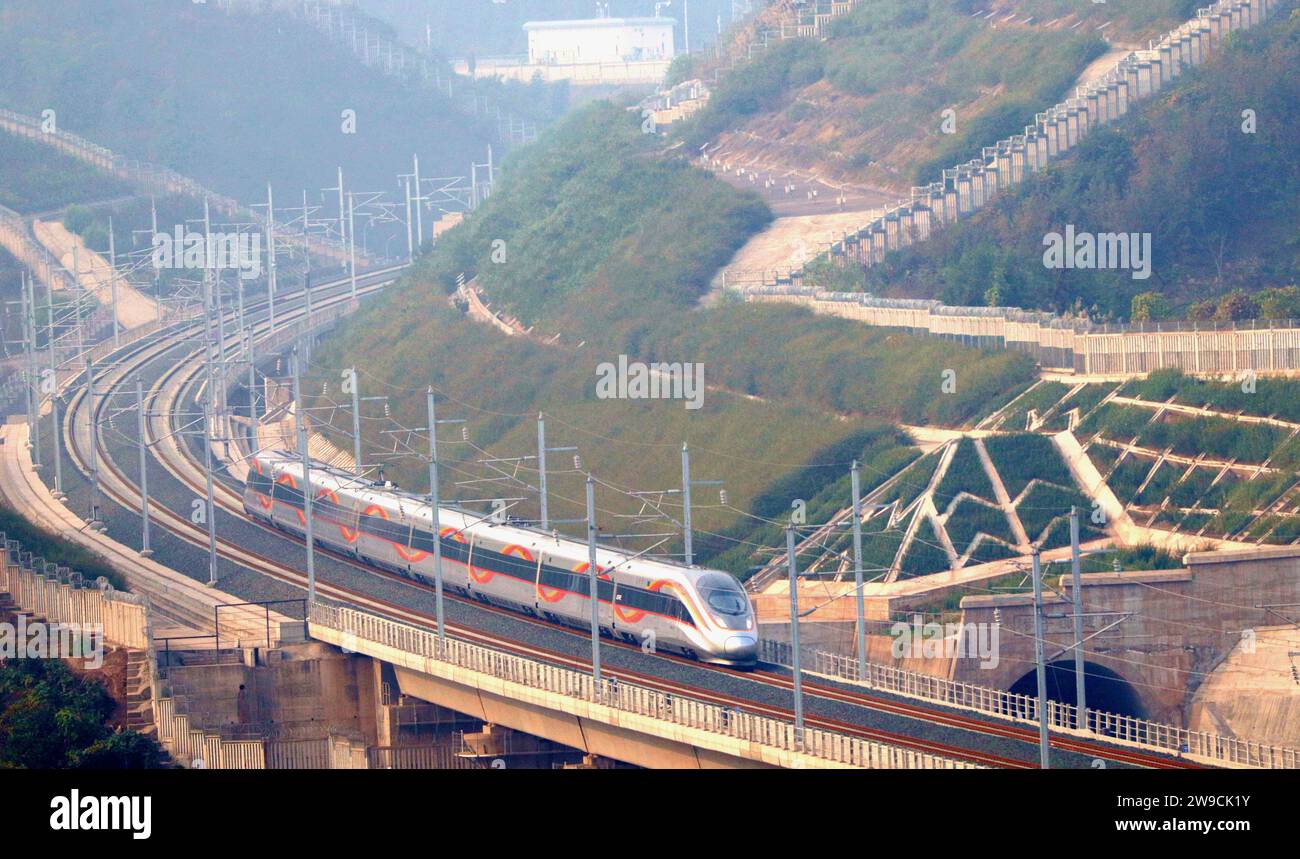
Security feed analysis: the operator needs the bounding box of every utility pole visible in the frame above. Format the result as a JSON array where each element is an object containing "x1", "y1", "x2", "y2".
[
  {"x1": 786, "y1": 525, "x2": 804, "y2": 746},
  {"x1": 246, "y1": 328, "x2": 257, "y2": 426},
  {"x1": 292, "y1": 348, "x2": 316, "y2": 604},
  {"x1": 1070, "y1": 507, "x2": 1088, "y2": 731},
  {"x1": 586, "y1": 474, "x2": 602, "y2": 692},
  {"x1": 136, "y1": 377, "x2": 152, "y2": 556},
  {"x1": 202, "y1": 394, "x2": 219, "y2": 587},
  {"x1": 537, "y1": 412, "x2": 549, "y2": 530},
  {"x1": 151, "y1": 198, "x2": 161, "y2": 322},
  {"x1": 201, "y1": 203, "x2": 219, "y2": 587},
  {"x1": 403, "y1": 176, "x2": 414, "y2": 261},
  {"x1": 681, "y1": 442, "x2": 693, "y2": 565},
  {"x1": 851, "y1": 460, "x2": 867, "y2": 684},
  {"x1": 350, "y1": 368, "x2": 363, "y2": 476},
  {"x1": 1031, "y1": 548, "x2": 1051, "y2": 769},
  {"x1": 22, "y1": 272, "x2": 40, "y2": 469},
  {"x1": 347, "y1": 191, "x2": 357, "y2": 300},
  {"x1": 335, "y1": 166, "x2": 346, "y2": 249},
  {"x1": 46, "y1": 287, "x2": 63, "y2": 500},
  {"x1": 426, "y1": 387, "x2": 445, "y2": 640},
  {"x1": 266, "y1": 183, "x2": 277, "y2": 332},
  {"x1": 107, "y1": 217, "x2": 120, "y2": 346},
  {"x1": 85, "y1": 357, "x2": 102, "y2": 530},
  {"x1": 412, "y1": 154, "x2": 423, "y2": 252}
]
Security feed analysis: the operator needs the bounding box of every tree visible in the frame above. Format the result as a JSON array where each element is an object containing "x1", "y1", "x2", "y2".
[
  {"x1": 1130, "y1": 291, "x2": 1169, "y2": 322},
  {"x1": 1214, "y1": 290, "x2": 1261, "y2": 322},
  {"x1": 1256, "y1": 285, "x2": 1300, "y2": 321}
]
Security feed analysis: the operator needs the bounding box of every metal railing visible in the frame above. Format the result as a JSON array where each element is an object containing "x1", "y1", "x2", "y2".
[
  {"x1": 310, "y1": 601, "x2": 980, "y2": 769},
  {"x1": 762, "y1": 641, "x2": 1300, "y2": 769}
]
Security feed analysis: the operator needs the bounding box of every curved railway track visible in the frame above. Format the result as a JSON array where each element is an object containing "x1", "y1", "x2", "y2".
[{"x1": 54, "y1": 268, "x2": 1198, "y2": 770}]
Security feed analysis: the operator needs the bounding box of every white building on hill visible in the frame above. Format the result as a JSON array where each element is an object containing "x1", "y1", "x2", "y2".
[
  {"x1": 455, "y1": 16, "x2": 677, "y2": 87},
  {"x1": 525, "y1": 17, "x2": 676, "y2": 65}
]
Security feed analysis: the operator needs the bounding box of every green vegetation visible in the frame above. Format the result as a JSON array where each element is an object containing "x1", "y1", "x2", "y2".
[
  {"x1": 982, "y1": 433, "x2": 1074, "y2": 498},
  {"x1": 899, "y1": 515, "x2": 952, "y2": 578},
  {"x1": 1122, "y1": 369, "x2": 1300, "y2": 423},
  {"x1": 0, "y1": 505, "x2": 127, "y2": 591},
  {"x1": 841, "y1": 11, "x2": 1300, "y2": 319},
  {"x1": 996, "y1": 381, "x2": 1070, "y2": 431},
  {"x1": 0, "y1": 0, "x2": 560, "y2": 202},
  {"x1": 679, "y1": 0, "x2": 1115, "y2": 185},
  {"x1": 934, "y1": 438, "x2": 995, "y2": 505},
  {"x1": 943, "y1": 499, "x2": 1016, "y2": 553},
  {"x1": 0, "y1": 659, "x2": 163, "y2": 768},
  {"x1": 0, "y1": 133, "x2": 131, "y2": 214},
  {"x1": 1016, "y1": 483, "x2": 1092, "y2": 544}
]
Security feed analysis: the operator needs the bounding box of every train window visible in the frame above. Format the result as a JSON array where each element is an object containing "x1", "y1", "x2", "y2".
[
  {"x1": 697, "y1": 573, "x2": 749, "y2": 617},
  {"x1": 274, "y1": 480, "x2": 304, "y2": 507}
]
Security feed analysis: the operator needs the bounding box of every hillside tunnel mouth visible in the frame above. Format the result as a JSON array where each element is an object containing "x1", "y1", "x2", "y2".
[{"x1": 1008, "y1": 660, "x2": 1147, "y2": 722}]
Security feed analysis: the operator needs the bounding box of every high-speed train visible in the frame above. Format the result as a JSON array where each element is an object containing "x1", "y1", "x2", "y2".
[{"x1": 243, "y1": 450, "x2": 758, "y2": 667}]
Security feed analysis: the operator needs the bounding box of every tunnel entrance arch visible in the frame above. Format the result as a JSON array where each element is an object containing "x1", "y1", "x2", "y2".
[{"x1": 1008, "y1": 660, "x2": 1147, "y2": 721}]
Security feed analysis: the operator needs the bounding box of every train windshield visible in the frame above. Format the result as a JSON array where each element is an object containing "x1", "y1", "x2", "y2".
[{"x1": 697, "y1": 573, "x2": 750, "y2": 617}]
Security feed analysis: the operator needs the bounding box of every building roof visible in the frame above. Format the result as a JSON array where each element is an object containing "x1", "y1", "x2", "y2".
[{"x1": 523, "y1": 17, "x2": 677, "y2": 31}]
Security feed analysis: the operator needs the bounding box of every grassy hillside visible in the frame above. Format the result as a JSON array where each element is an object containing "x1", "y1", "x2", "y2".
[
  {"x1": 0, "y1": 133, "x2": 132, "y2": 214},
  {"x1": 310, "y1": 101, "x2": 1036, "y2": 574},
  {"x1": 0, "y1": 0, "x2": 560, "y2": 202},
  {"x1": 675, "y1": 0, "x2": 1197, "y2": 189},
  {"x1": 830, "y1": 9, "x2": 1300, "y2": 320}
]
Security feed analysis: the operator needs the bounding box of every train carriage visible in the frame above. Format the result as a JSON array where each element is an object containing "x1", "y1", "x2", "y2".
[{"x1": 243, "y1": 450, "x2": 757, "y2": 667}]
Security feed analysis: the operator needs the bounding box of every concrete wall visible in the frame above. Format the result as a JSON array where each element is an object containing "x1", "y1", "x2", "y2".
[{"x1": 958, "y1": 544, "x2": 1300, "y2": 726}]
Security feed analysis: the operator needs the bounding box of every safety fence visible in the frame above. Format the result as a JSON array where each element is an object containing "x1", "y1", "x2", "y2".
[
  {"x1": 727, "y1": 0, "x2": 1279, "y2": 290},
  {"x1": 0, "y1": 107, "x2": 353, "y2": 264},
  {"x1": 746, "y1": 287, "x2": 1300, "y2": 377},
  {"x1": 759, "y1": 640, "x2": 1300, "y2": 768},
  {"x1": 0, "y1": 532, "x2": 150, "y2": 648},
  {"x1": 310, "y1": 600, "x2": 980, "y2": 769}
]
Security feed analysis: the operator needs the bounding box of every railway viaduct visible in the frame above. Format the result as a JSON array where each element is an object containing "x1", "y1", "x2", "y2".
[{"x1": 957, "y1": 546, "x2": 1300, "y2": 733}]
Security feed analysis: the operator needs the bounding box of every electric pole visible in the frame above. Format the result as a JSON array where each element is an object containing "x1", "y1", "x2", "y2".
[
  {"x1": 350, "y1": 368, "x2": 363, "y2": 477},
  {"x1": 851, "y1": 460, "x2": 867, "y2": 683},
  {"x1": 426, "y1": 386, "x2": 446, "y2": 640},
  {"x1": 681, "y1": 442, "x2": 693, "y2": 565},
  {"x1": 786, "y1": 524, "x2": 804, "y2": 746},
  {"x1": 537, "y1": 412, "x2": 549, "y2": 530},
  {"x1": 292, "y1": 348, "x2": 316, "y2": 604},
  {"x1": 1070, "y1": 507, "x2": 1088, "y2": 731},
  {"x1": 266, "y1": 183, "x2": 277, "y2": 332},
  {"x1": 586, "y1": 474, "x2": 602, "y2": 692},
  {"x1": 347, "y1": 191, "x2": 357, "y2": 300},
  {"x1": 85, "y1": 357, "x2": 102, "y2": 530},
  {"x1": 108, "y1": 217, "x2": 119, "y2": 346},
  {"x1": 1031, "y1": 548, "x2": 1051, "y2": 769},
  {"x1": 136, "y1": 377, "x2": 152, "y2": 556}
]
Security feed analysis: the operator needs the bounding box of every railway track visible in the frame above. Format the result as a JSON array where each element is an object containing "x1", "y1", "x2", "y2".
[{"x1": 53, "y1": 268, "x2": 1197, "y2": 770}]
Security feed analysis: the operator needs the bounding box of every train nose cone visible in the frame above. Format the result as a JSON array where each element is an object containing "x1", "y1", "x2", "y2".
[{"x1": 725, "y1": 635, "x2": 757, "y2": 659}]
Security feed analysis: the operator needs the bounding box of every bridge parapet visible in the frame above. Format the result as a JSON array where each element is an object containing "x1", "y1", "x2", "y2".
[{"x1": 308, "y1": 601, "x2": 980, "y2": 769}]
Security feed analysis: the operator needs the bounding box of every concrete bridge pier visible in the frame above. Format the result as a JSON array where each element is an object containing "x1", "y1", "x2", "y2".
[
  {"x1": 1085, "y1": 89, "x2": 1102, "y2": 126},
  {"x1": 1190, "y1": 24, "x2": 1206, "y2": 65},
  {"x1": 1124, "y1": 62, "x2": 1141, "y2": 103},
  {"x1": 1009, "y1": 142, "x2": 1026, "y2": 184},
  {"x1": 1054, "y1": 112, "x2": 1071, "y2": 154},
  {"x1": 956, "y1": 171, "x2": 973, "y2": 216},
  {"x1": 870, "y1": 225, "x2": 886, "y2": 263},
  {"x1": 883, "y1": 212, "x2": 900, "y2": 251},
  {"x1": 1160, "y1": 42, "x2": 1178, "y2": 78}
]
